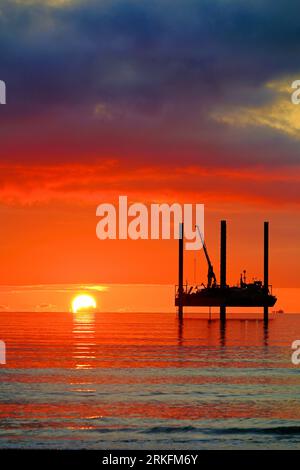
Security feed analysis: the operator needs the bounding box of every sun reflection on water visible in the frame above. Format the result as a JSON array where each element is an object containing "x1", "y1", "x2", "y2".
[{"x1": 72, "y1": 311, "x2": 96, "y2": 370}]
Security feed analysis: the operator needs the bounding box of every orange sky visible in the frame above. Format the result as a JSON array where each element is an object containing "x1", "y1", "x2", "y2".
[
  {"x1": 0, "y1": 0, "x2": 300, "y2": 295},
  {"x1": 0, "y1": 177, "x2": 299, "y2": 289}
]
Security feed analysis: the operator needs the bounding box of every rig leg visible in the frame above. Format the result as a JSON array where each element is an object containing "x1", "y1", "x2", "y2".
[
  {"x1": 219, "y1": 320, "x2": 226, "y2": 347},
  {"x1": 220, "y1": 221, "x2": 227, "y2": 323},
  {"x1": 220, "y1": 306, "x2": 226, "y2": 322},
  {"x1": 263, "y1": 222, "x2": 269, "y2": 323},
  {"x1": 178, "y1": 306, "x2": 183, "y2": 319},
  {"x1": 263, "y1": 306, "x2": 269, "y2": 323},
  {"x1": 178, "y1": 223, "x2": 184, "y2": 319}
]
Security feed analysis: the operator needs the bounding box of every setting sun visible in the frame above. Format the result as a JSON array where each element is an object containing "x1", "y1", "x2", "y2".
[{"x1": 71, "y1": 294, "x2": 97, "y2": 313}]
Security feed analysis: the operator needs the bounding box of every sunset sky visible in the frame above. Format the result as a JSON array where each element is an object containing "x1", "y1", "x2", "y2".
[{"x1": 0, "y1": 0, "x2": 299, "y2": 296}]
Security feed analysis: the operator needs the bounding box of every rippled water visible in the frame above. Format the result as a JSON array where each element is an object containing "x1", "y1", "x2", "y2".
[{"x1": 1, "y1": 312, "x2": 300, "y2": 449}]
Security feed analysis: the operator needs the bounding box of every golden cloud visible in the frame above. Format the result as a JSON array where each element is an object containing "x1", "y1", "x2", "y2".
[
  {"x1": 213, "y1": 76, "x2": 300, "y2": 138},
  {"x1": 15, "y1": 0, "x2": 77, "y2": 6}
]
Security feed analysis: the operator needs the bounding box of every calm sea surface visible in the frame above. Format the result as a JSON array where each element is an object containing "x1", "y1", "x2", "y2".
[{"x1": 1, "y1": 312, "x2": 300, "y2": 449}]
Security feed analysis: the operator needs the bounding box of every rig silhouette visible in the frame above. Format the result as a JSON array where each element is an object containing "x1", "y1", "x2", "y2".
[{"x1": 175, "y1": 221, "x2": 277, "y2": 321}]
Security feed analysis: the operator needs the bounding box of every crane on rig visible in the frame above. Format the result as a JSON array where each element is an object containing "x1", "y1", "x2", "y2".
[{"x1": 196, "y1": 225, "x2": 217, "y2": 288}]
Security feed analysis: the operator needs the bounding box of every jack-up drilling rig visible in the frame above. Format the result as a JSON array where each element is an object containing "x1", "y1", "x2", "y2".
[{"x1": 175, "y1": 221, "x2": 277, "y2": 319}]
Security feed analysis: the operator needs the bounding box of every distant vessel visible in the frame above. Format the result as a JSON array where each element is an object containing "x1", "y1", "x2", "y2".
[{"x1": 175, "y1": 220, "x2": 277, "y2": 319}]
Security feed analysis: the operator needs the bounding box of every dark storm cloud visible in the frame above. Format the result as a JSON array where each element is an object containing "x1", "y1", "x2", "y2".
[
  {"x1": 1, "y1": 0, "x2": 299, "y2": 110},
  {"x1": 0, "y1": 0, "x2": 300, "y2": 166}
]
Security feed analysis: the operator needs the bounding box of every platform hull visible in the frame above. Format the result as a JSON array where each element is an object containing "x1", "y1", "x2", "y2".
[{"x1": 175, "y1": 287, "x2": 277, "y2": 308}]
